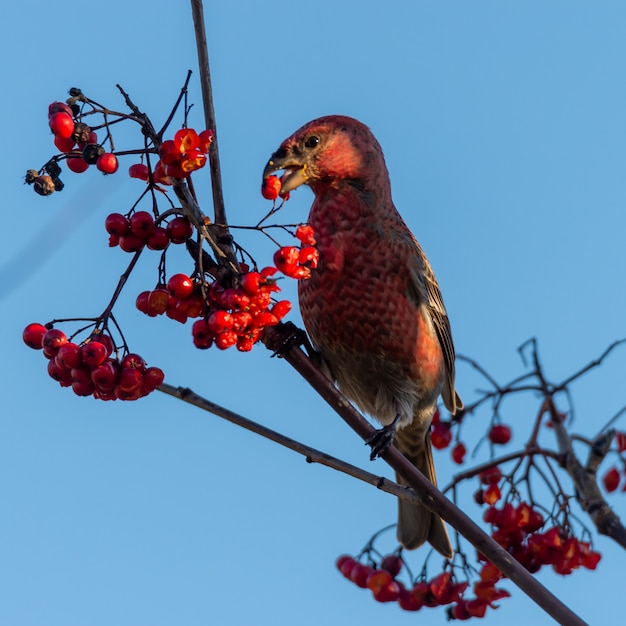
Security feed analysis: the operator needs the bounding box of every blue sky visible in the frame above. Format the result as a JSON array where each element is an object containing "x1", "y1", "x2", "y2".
[{"x1": 2, "y1": 2, "x2": 626, "y2": 624}]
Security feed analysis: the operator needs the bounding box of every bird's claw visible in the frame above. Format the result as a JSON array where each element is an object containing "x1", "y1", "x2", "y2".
[
  {"x1": 264, "y1": 321, "x2": 310, "y2": 358},
  {"x1": 366, "y1": 424, "x2": 396, "y2": 460}
]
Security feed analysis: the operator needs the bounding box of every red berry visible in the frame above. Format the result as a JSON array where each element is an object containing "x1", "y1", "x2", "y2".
[
  {"x1": 72, "y1": 380, "x2": 95, "y2": 397},
  {"x1": 142, "y1": 367, "x2": 165, "y2": 392},
  {"x1": 148, "y1": 289, "x2": 170, "y2": 315},
  {"x1": 96, "y1": 333, "x2": 114, "y2": 356},
  {"x1": 199, "y1": 129, "x2": 213, "y2": 152},
  {"x1": 431, "y1": 422, "x2": 452, "y2": 450},
  {"x1": 118, "y1": 234, "x2": 145, "y2": 253},
  {"x1": 42, "y1": 328, "x2": 68, "y2": 356},
  {"x1": 66, "y1": 155, "x2": 89, "y2": 173},
  {"x1": 261, "y1": 175, "x2": 282, "y2": 200},
  {"x1": 483, "y1": 483, "x2": 502, "y2": 505},
  {"x1": 180, "y1": 149, "x2": 207, "y2": 173},
  {"x1": 479, "y1": 466, "x2": 502, "y2": 485},
  {"x1": 121, "y1": 353, "x2": 146, "y2": 372},
  {"x1": 236, "y1": 335, "x2": 255, "y2": 352},
  {"x1": 80, "y1": 341, "x2": 107, "y2": 368},
  {"x1": 166, "y1": 216, "x2": 193, "y2": 243},
  {"x1": 174, "y1": 128, "x2": 200, "y2": 153},
  {"x1": 159, "y1": 139, "x2": 182, "y2": 165},
  {"x1": 129, "y1": 163, "x2": 150, "y2": 180},
  {"x1": 47, "y1": 359, "x2": 73, "y2": 384},
  {"x1": 105, "y1": 213, "x2": 130, "y2": 236},
  {"x1": 451, "y1": 442, "x2": 466, "y2": 464},
  {"x1": 271, "y1": 300, "x2": 292, "y2": 320},
  {"x1": 54, "y1": 136, "x2": 76, "y2": 153},
  {"x1": 299, "y1": 245, "x2": 319, "y2": 268},
  {"x1": 240, "y1": 271, "x2": 263, "y2": 296},
  {"x1": 380, "y1": 554, "x2": 402, "y2": 577},
  {"x1": 273, "y1": 246, "x2": 300, "y2": 275},
  {"x1": 56, "y1": 342, "x2": 82, "y2": 369},
  {"x1": 118, "y1": 367, "x2": 143, "y2": 392},
  {"x1": 489, "y1": 424, "x2": 512, "y2": 445},
  {"x1": 146, "y1": 226, "x2": 170, "y2": 251},
  {"x1": 215, "y1": 330, "x2": 238, "y2": 350},
  {"x1": 349, "y1": 562, "x2": 372, "y2": 588},
  {"x1": 91, "y1": 360, "x2": 119, "y2": 389},
  {"x1": 129, "y1": 211, "x2": 156, "y2": 239},
  {"x1": 153, "y1": 160, "x2": 172, "y2": 185},
  {"x1": 96, "y1": 153, "x2": 119, "y2": 174},
  {"x1": 295, "y1": 224, "x2": 316, "y2": 245},
  {"x1": 167, "y1": 273, "x2": 194, "y2": 299},
  {"x1": 49, "y1": 112, "x2": 75, "y2": 139},
  {"x1": 23, "y1": 323, "x2": 48, "y2": 349},
  {"x1": 208, "y1": 310, "x2": 233, "y2": 334},
  {"x1": 366, "y1": 569, "x2": 393, "y2": 593},
  {"x1": 336, "y1": 555, "x2": 356, "y2": 578},
  {"x1": 603, "y1": 466, "x2": 620, "y2": 492},
  {"x1": 616, "y1": 432, "x2": 626, "y2": 453}
]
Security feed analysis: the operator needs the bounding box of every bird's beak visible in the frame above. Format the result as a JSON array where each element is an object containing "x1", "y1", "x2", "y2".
[{"x1": 263, "y1": 148, "x2": 310, "y2": 196}]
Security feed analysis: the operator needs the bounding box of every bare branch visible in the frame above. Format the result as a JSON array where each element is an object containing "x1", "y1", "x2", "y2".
[{"x1": 158, "y1": 382, "x2": 424, "y2": 507}]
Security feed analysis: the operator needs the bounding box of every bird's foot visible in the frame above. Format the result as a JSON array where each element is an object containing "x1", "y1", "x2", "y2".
[
  {"x1": 366, "y1": 414, "x2": 402, "y2": 460},
  {"x1": 264, "y1": 321, "x2": 311, "y2": 358}
]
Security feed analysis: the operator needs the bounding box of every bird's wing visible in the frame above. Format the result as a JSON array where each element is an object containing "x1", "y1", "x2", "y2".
[{"x1": 406, "y1": 235, "x2": 462, "y2": 414}]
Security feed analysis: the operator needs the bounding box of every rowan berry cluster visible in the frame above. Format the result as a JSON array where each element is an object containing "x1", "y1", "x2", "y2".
[
  {"x1": 105, "y1": 211, "x2": 194, "y2": 252},
  {"x1": 22, "y1": 323, "x2": 164, "y2": 401},
  {"x1": 134, "y1": 224, "x2": 317, "y2": 352},
  {"x1": 474, "y1": 466, "x2": 602, "y2": 576},
  {"x1": 335, "y1": 552, "x2": 509, "y2": 620},
  {"x1": 24, "y1": 88, "x2": 213, "y2": 197}
]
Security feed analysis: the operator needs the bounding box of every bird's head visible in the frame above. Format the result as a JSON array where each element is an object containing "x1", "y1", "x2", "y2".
[{"x1": 263, "y1": 115, "x2": 387, "y2": 197}]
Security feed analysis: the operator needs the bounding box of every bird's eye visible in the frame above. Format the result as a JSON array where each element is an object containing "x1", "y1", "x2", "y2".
[{"x1": 304, "y1": 135, "x2": 320, "y2": 149}]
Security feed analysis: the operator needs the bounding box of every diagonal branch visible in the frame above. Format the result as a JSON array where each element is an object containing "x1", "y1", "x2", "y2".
[
  {"x1": 158, "y1": 382, "x2": 425, "y2": 507},
  {"x1": 262, "y1": 324, "x2": 588, "y2": 626}
]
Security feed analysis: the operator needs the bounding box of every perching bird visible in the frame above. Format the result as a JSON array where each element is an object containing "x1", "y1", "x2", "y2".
[{"x1": 263, "y1": 115, "x2": 462, "y2": 557}]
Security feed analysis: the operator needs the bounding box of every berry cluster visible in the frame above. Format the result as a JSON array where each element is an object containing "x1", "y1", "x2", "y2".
[
  {"x1": 336, "y1": 553, "x2": 508, "y2": 620},
  {"x1": 25, "y1": 96, "x2": 121, "y2": 196},
  {"x1": 22, "y1": 323, "x2": 164, "y2": 401},
  {"x1": 475, "y1": 468, "x2": 601, "y2": 576},
  {"x1": 127, "y1": 223, "x2": 315, "y2": 352},
  {"x1": 448, "y1": 563, "x2": 510, "y2": 620},
  {"x1": 126, "y1": 128, "x2": 213, "y2": 186},
  {"x1": 25, "y1": 89, "x2": 214, "y2": 197},
  {"x1": 601, "y1": 431, "x2": 626, "y2": 492},
  {"x1": 105, "y1": 211, "x2": 194, "y2": 252},
  {"x1": 154, "y1": 128, "x2": 213, "y2": 181}
]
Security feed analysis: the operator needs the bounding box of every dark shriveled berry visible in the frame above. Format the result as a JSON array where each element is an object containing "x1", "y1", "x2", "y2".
[
  {"x1": 82, "y1": 143, "x2": 105, "y2": 164},
  {"x1": 25, "y1": 169, "x2": 39, "y2": 184},
  {"x1": 44, "y1": 160, "x2": 62, "y2": 179},
  {"x1": 68, "y1": 87, "x2": 83, "y2": 97},
  {"x1": 33, "y1": 175, "x2": 56, "y2": 196},
  {"x1": 72, "y1": 122, "x2": 92, "y2": 144},
  {"x1": 52, "y1": 178, "x2": 65, "y2": 192}
]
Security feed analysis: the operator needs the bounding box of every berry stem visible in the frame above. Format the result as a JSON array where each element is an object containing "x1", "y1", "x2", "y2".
[{"x1": 99, "y1": 248, "x2": 144, "y2": 321}]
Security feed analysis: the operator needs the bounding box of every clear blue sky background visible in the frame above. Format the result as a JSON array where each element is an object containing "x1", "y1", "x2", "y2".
[{"x1": 2, "y1": 2, "x2": 625, "y2": 625}]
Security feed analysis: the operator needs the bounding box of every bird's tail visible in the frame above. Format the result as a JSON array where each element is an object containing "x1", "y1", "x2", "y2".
[{"x1": 394, "y1": 424, "x2": 452, "y2": 557}]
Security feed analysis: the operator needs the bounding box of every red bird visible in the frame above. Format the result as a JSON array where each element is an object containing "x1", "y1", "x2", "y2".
[{"x1": 263, "y1": 116, "x2": 462, "y2": 557}]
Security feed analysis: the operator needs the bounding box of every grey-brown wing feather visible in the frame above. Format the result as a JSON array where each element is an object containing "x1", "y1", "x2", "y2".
[{"x1": 406, "y1": 236, "x2": 462, "y2": 414}]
